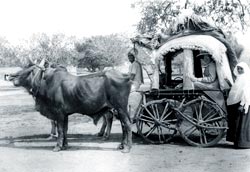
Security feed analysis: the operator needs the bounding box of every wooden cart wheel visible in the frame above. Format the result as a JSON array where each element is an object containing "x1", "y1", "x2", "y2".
[
  {"x1": 135, "y1": 99, "x2": 178, "y2": 144},
  {"x1": 176, "y1": 96, "x2": 227, "y2": 147}
]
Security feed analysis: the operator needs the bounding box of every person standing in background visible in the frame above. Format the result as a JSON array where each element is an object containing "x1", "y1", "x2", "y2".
[{"x1": 227, "y1": 62, "x2": 250, "y2": 148}]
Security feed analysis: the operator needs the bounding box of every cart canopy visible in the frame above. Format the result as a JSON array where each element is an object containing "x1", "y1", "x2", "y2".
[{"x1": 153, "y1": 34, "x2": 234, "y2": 90}]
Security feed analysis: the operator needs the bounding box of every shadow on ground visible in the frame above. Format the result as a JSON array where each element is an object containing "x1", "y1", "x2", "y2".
[
  {"x1": 0, "y1": 132, "x2": 234, "y2": 152},
  {"x1": 0, "y1": 133, "x2": 145, "y2": 151}
]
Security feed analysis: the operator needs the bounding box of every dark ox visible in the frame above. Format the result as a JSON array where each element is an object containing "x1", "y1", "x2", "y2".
[{"x1": 8, "y1": 62, "x2": 132, "y2": 153}]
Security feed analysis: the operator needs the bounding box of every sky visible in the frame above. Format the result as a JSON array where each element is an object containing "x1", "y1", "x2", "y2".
[{"x1": 0, "y1": 0, "x2": 140, "y2": 44}]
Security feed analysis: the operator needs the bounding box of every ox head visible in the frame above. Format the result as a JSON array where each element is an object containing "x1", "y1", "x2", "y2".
[{"x1": 6, "y1": 58, "x2": 46, "y2": 93}]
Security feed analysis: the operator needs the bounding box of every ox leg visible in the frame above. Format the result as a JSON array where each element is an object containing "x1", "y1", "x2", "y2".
[
  {"x1": 117, "y1": 108, "x2": 132, "y2": 153},
  {"x1": 53, "y1": 120, "x2": 64, "y2": 152},
  {"x1": 104, "y1": 111, "x2": 113, "y2": 140},
  {"x1": 62, "y1": 116, "x2": 69, "y2": 150},
  {"x1": 117, "y1": 122, "x2": 126, "y2": 150},
  {"x1": 98, "y1": 116, "x2": 107, "y2": 137},
  {"x1": 98, "y1": 110, "x2": 113, "y2": 140},
  {"x1": 47, "y1": 120, "x2": 57, "y2": 140},
  {"x1": 50, "y1": 120, "x2": 57, "y2": 139}
]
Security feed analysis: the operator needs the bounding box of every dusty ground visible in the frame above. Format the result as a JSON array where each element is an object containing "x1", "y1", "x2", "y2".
[{"x1": 1, "y1": 73, "x2": 250, "y2": 172}]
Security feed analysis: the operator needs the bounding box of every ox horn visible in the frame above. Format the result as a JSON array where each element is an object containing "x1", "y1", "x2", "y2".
[
  {"x1": 34, "y1": 58, "x2": 46, "y2": 71},
  {"x1": 38, "y1": 58, "x2": 46, "y2": 67},
  {"x1": 27, "y1": 56, "x2": 35, "y2": 65}
]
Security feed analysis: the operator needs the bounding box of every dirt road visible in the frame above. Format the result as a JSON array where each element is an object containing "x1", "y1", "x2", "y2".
[{"x1": 1, "y1": 80, "x2": 250, "y2": 172}]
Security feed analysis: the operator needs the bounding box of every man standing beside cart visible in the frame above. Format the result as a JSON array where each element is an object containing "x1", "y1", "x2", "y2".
[
  {"x1": 127, "y1": 48, "x2": 144, "y2": 122},
  {"x1": 128, "y1": 48, "x2": 144, "y2": 91}
]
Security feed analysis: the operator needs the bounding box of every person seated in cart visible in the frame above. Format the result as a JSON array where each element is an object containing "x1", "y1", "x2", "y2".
[{"x1": 188, "y1": 51, "x2": 219, "y2": 90}]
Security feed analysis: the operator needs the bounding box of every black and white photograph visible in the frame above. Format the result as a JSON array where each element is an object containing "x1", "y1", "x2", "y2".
[{"x1": 1, "y1": 0, "x2": 250, "y2": 171}]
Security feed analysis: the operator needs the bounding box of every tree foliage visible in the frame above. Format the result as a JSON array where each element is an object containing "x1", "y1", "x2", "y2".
[
  {"x1": 75, "y1": 34, "x2": 130, "y2": 72},
  {"x1": 0, "y1": 33, "x2": 81, "y2": 67},
  {"x1": 24, "y1": 33, "x2": 78, "y2": 66},
  {"x1": 0, "y1": 37, "x2": 19, "y2": 67},
  {"x1": 134, "y1": 0, "x2": 250, "y2": 34},
  {"x1": 0, "y1": 33, "x2": 131, "y2": 69}
]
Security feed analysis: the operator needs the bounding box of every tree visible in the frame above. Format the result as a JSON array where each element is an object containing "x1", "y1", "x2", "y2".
[
  {"x1": 75, "y1": 34, "x2": 130, "y2": 72},
  {"x1": 133, "y1": 0, "x2": 250, "y2": 35},
  {"x1": 0, "y1": 37, "x2": 19, "y2": 67},
  {"x1": 20, "y1": 33, "x2": 78, "y2": 66}
]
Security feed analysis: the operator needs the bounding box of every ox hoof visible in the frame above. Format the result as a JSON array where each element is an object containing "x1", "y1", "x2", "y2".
[
  {"x1": 97, "y1": 132, "x2": 104, "y2": 137},
  {"x1": 61, "y1": 146, "x2": 67, "y2": 150},
  {"x1": 121, "y1": 146, "x2": 131, "y2": 153},
  {"x1": 53, "y1": 146, "x2": 62, "y2": 152},
  {"x1": 47, "y1": 134, "x2": 57, "y2": 140},
  {"x1": 102, "y1": 137, "x2": 109, "y2": 141},
  {"x1": 62, "y1": 144, "x2": 68, "y2": 150},
  {"x1": 117, "y1": 144, "x2": 124, "y2": 150}
]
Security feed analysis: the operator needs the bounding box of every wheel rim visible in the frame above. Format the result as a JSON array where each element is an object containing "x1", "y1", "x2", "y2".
[
  {"x1": 177, "y1": 98, "x2": 227, "y2": 147},
  {"x1": 136, "y1": 99, "x2": 178, "y2": 144}
]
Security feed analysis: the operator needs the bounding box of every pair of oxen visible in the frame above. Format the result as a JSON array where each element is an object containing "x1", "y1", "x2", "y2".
[{"x1": 6, "y1": 59, "x2": 132, "y2": 153}]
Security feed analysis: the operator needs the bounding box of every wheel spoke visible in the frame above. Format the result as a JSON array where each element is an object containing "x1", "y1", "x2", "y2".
[
  {"x1": 205, "y1": 111, "x2": 221, "y2": 121},
  {"x1": 144, "y1": 107, "x2": 157, "y2": 120},
  {"x1": 183, "y1": 125, "x2": 197, "y2": 137},
  {"x1": 198, "y1": 100, "x2": 204, "y2": 120},
  {"x1": 141, "y1": 121, "x2": 154, "y2": 133},
  {"x1": 149, "y1": 104, "x2": 157, "y2": 119},
  {"x1": 160, "y1": 102, "x2": 169, "y2": 121},
  {"x1": 215, "y1": 121, "x2": 223, "y2": 130},
  {"x1": 157, "y1": 126, "x2": 162, "y2": 143},
  {"x1": 199, "y1": 129, "x2": 203, "y2": 144},
  {"x1": 161, "y1": 111, "x2": 173, "y2": 122},
  {"x1": 200, "y1": 128, "x2": 208, "y2": 144},
  {"x1": 202, "y1": 116, "x2": 224, "y2": 124},
  {"x1": 138, "y1": 120, "x2": 143, "y2": 131},
  {"x1": 183, "y1": 111, "x2": 198, "y2": 123},
  {"x1": 193, "y1": 104, "x2": 199, "y2": 120},
  {"x1": 137, "y1": 117, "x2": 155, "y2": 124},
  {"x1": 140, "y1": 113, "x2": 155, "y2": 122},
  {"x1": 215, "y1": 121, "x2": 221, "y2": 128},
  {"x1": 154, "y1": 104, "x2": 160, "y2": 120},
  {"x1": 145, "y1": 125, "x2": 156, "y2": 137},
  {"x1": 202, "y1": 109, "x2": 216, "y2": 120},
  {"x1": 213, "y1": 121, "x2": 222, "y2": 131},
  {"x1": 163, "y1": 119, "x2": 178, "y2": 123}
]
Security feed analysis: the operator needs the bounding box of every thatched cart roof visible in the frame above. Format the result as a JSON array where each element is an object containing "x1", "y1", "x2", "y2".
[{"x1": 154, "y1": 35, "x2": 227, "y2": 64}]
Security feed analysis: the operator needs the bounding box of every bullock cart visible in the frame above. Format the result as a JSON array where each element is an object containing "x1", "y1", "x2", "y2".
[{"x1": 131, "y1": 20, "x2": 238, "y2": 147}]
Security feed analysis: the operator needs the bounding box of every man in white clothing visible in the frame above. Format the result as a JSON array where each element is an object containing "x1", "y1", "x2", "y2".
[
  {"x1": 128, "y1": 48, "x2": 144, "y2": 91},
  {"x1": 127, "y1": 48, "x2": 144, "y2": 122}
]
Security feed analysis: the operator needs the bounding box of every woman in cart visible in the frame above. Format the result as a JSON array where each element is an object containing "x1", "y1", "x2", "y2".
[{"x1": 227, "y1": 62, "x2": 250, "y2": 148}]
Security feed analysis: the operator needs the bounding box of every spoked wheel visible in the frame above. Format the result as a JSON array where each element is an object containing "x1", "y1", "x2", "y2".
[
  {"x1": 176, "y1": 96, "x2": 227, "y2": 147},
  {"x1": 135, "y1": 99, "x2": 179, "y2": 144}
]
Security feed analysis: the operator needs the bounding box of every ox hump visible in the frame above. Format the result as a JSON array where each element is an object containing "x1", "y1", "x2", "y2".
[{"x1": 104, "y1": 70, "x2": 130, "y2": 84}]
